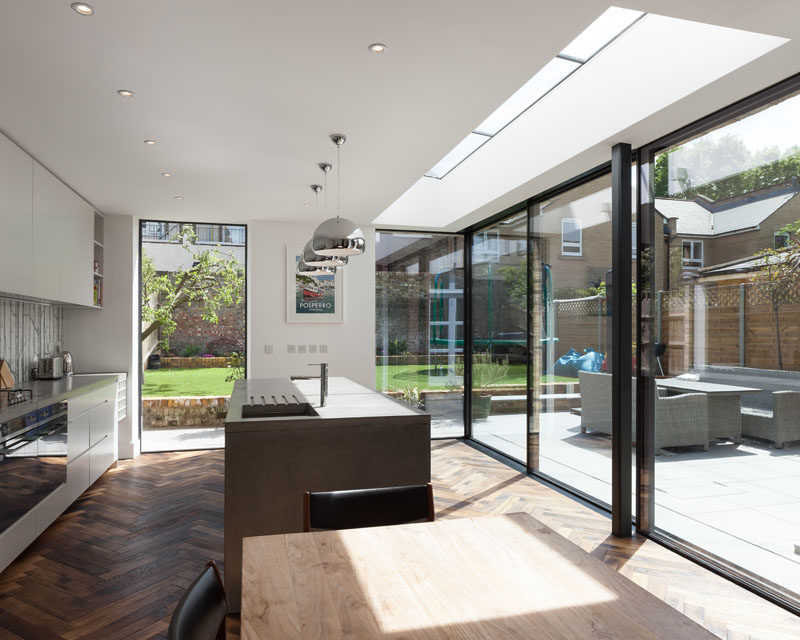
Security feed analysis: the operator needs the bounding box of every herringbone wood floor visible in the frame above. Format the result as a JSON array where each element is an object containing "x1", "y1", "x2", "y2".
[{"x1": 0, "y1": 441, "x2": 798, "y2": 639}]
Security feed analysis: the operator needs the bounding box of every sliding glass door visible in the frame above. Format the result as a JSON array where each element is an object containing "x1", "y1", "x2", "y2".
[
  {"x1": 375, "y1": 231, "x2": 465, "y2": 437},
  {"x1": 639, "y1": 84, "x2": 800, "y2": 604},
  {"x1": 470, "y1": 210, "x2": 528, "y2": 461}
]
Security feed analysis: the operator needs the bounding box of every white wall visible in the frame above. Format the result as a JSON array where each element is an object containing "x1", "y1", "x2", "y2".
[
  {"x1": 63, "y1": 214, "x2": 140, "y2": 459},
  {"x1": 248, "y1": 221, "x2": 376, "y2": 390}
]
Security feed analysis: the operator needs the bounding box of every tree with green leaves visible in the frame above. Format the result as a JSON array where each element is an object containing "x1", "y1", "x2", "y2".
[
  {"x1": 654, "y1": 137, "x2": 800, "y2": 200},
  {"x1": 141, "y1": 225, "x2": 245, "y2": 352},
  {"x1": 750, "y1": 224, "x2": 800, "y2": 369}
]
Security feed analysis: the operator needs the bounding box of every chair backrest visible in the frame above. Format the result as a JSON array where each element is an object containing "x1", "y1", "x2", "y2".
[
  {"x1": 303, "y1": 483, "x2": 434, "y2": 532},
  {"x1": 168, "y1": 561, "x2": 227, "y2": 640}
]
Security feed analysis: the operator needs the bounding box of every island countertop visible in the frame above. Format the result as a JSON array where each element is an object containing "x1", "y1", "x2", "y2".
[{"x1": 225, "y1": 376, "x2": 425, "y2": 432}]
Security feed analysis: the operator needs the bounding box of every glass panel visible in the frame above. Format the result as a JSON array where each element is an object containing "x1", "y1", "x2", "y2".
[
  {"x1": 649, "y1": 89, "x2": 800, "y2": 601},
  {"x1": 473, "y1": 58, "x2": 580, "y2": 136},
  {"x1": 471, "y1": 211, "x2": 528, "y2": 461},
  {"x1": 560, "y1": 7, "x2": 644, "y2": 62},
  {"x1": 530, "y1": 173, "x2": 614, "y2": 504},
  {"x1": 425, "y1": 133, "x2": 491, "y2": 179},
  {"x1": 375, "y1": 232, "x2": 465, "y2": 437}
]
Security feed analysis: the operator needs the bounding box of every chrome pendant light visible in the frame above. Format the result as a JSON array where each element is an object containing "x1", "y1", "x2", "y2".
[
  {"x1": 311, "y1": 134, "x2": 366, "y2": 257},
  {"x1": 303, "y1": 169, "x2": 348, "y2": 268},
  {"x1": 297, "y1": 258, "x2": 336, "y2": 276}
]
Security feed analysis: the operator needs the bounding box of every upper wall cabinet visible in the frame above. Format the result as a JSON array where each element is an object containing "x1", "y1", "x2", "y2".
[
  {"x1": 0, "y1": 135, "x2": 34, "y2": 297},
  {"x1": 0, "y1": 132, "x2": 95, "y2": 306},
  {"x1": 32, "y1": 162, "x2": 94, "y2": 306}
]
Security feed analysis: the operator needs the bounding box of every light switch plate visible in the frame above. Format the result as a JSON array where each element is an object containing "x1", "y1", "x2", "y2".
[
  {"x1": 309, "y1": 344, "x2": 317, "y2": 353},
  {"x1": 287, "y1": 344, "x2": 296, "y2": 354},
  {"x1": 297, "y1": 344, "x2": 307, "y2": 354},
  {"x1": 319, "y1": 344, "x2": 328, "y2": 353}
]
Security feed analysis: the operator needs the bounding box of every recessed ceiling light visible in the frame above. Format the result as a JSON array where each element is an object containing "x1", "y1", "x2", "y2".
[
  {"x1": 303, "y1": 203, "x2": 311, "y2": 208},
  {"x1": 368, "y1": 43, "x2": 387, "y2": 54},
  {"x1": 117, "y1": 89, "x2": 134, "y2": 98},
  {"x1": 144, "y1": 139, "x2": 157, "y2": 146},
  {"x1": 173, "y1": 196, "x2": 184, "y2": 200},
  {"x1": 71, "y1": 3, "x2": 94, "y2": 15},
  {"x1": 161, "y1": 172, "x2": 171, "y2": 177}
]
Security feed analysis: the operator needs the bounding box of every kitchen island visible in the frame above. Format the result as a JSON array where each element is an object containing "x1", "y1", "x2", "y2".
[{"x1": 224, "y1": 376, "x2": 431, "y2": 611}]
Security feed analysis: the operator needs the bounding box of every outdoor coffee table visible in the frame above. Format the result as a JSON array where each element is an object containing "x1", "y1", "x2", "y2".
[{"x1": 656, "y1": 378, "x2": 761, "y2": 443}]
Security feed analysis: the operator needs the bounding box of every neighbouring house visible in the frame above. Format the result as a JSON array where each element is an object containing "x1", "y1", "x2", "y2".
[{"x1": 655, "y1": 182, "x2": 800, "y2": 282}]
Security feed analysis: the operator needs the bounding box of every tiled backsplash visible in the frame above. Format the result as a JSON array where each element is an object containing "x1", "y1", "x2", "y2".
[{"x1": 0, "y1": 298, "x2": 62, "y2": 383}]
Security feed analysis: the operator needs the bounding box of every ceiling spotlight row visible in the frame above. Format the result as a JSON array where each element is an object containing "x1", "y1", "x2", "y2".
[
  {"x1": 72, "y1": 4, "x2": 181, "y2": 199},
  {"x1": 298, "y1": 134, "x2": 365, "y2": 276}
]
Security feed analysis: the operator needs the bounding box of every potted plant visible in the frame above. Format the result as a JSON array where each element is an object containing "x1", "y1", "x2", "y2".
[{"x1": 456, "y1": 354, "x2": 510, "y2": 421}]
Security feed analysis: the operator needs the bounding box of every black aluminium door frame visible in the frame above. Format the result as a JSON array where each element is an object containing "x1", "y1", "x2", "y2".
[
  {"x1": 634, "y1": 72, "x2": 800, "y2": 616},
  {"x1": 137, "y1": 219, "x2": 249, "y2": 446}
]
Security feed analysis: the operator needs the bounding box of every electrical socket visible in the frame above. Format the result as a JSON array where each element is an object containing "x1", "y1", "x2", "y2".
[
  {"x1": 264, "y1": 344, "x2": 273, "y2": 355},
  {"x1": 287, "y1": 344, "x2": 296, "y2": 354},
  {"x1": 297, "y1": 344, "x2": 307, "y2": 354},
  {"x1": 319, "y1": 344, "x2": 328, "y2": 353},
  {"x1": 309, "y1": 344, "x2": 317, "y2": 353}
]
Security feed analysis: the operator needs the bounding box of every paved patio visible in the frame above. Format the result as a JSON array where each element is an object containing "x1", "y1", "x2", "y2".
[{"x1": 455, "y1": 411, "x2": 800, "y2": 600}]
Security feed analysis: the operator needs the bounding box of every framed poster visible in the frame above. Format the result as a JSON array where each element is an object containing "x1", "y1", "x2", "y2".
[{"x1": 286, "y1": 245, "x2": 344, "y2": 323}]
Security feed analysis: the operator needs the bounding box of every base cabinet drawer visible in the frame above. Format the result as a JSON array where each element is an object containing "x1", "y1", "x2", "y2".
[
  {"x1": 89, "y1": 435, "x2": 115, "y2": 485},
  {"x1": 68, "y1": 411, "x2": 91, "y2": 461},
  {"x1": 67, "y1": 450, "x2": 91, "y2": 504}
]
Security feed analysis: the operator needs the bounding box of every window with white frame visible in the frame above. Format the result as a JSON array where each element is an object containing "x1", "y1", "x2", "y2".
[
  {"x1": 682, "y1": 240, "x2": 703, "y2": 268},
  {"x1": 774, "y1": 232, "x2": 790, "y2": 249},
  {"x1": 561, "y1": 218, "x2": 582, "y2": 256}
]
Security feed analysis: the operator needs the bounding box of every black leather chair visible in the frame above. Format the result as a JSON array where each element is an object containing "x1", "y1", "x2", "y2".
[
  {"x1": 168, "y1": 560, "x2": 227, "y2": 640},
  {"x1": 303, "y1": 483, "x2": 434, "y2": 532}
]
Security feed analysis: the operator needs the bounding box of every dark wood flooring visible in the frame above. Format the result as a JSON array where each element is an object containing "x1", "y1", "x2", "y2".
[{"x1": 0, "y1": 442, "x2": 797, "y2": 639}]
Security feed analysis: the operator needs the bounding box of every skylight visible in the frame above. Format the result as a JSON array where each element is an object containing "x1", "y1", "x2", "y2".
[
  {"x1": 423, "y1": 6, "x2": 645, "y2": 180},
  {"x1": 559, "y1": 7, "x2": 644, "y2": 62},
  {"x1": 424, "y1": 132, "x2": 490, "y2": 179},
  {"x1": 474, "y1": 58, "x2": 580, "y2": 136}
]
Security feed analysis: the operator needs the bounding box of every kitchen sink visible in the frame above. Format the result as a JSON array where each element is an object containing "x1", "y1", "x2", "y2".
[{"x1": 240, "y1": 402, "x2": 318, "y2": 418}]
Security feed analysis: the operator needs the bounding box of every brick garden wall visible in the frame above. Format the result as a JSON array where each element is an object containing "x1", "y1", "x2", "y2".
[
  {"x1": 142, "y1": 396, "x2": 229, "y2": 428},
  {"x1": 166, "y1": 303, "x2": 244, "y2": 356}
]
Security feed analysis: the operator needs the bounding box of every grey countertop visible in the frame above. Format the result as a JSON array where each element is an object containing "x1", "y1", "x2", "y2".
[
  {"x1": 226, "y1": 376, "x2": 427, "y2": 433},
  {"x1": 0, "y1": 374, "x2": 118, "y2": 422}
]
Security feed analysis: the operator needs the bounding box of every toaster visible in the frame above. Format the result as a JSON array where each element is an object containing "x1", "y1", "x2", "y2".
[{"x1": 37, "y1": 355, "x2": 64, "y2": 380}]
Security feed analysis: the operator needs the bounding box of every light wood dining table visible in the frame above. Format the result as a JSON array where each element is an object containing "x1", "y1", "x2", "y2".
[{"x1": 241, "y1": 512, "x2": 715, "y2": 639}]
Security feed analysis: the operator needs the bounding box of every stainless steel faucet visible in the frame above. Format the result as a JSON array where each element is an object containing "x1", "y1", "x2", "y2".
[{"x1": 308, "y1": 362, "x2": 328, "y2": 406}]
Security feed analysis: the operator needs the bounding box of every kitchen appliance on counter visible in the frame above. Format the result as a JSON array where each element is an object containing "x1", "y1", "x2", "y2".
[
  {"x1": 0, "y1": 400, "x2": 68, "y2": 535},
  {"x1": 33, "y1": 354, "x2": 63, "y2": 380},
  {"x1": 62, "y1": 351, "x2": 73, "y2": 376}
]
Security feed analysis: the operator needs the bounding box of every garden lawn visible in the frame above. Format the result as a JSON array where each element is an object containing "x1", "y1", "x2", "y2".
[
  {"x1": 375, "y1": 364, "x2": 576, "y2": 391},
  {"x1": 142, "y1": 367, "x2": 234, "y2": 397}
]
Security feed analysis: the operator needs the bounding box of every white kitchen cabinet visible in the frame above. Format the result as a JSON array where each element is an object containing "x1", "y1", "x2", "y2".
[
  {"x1": 66, "y1": 449, "x2": 91, "y2": 504},
  {"x1": 89, "y1": 382, "x2": 117, "y2": 482},
  {"x1": 67, "y1": 410, "x2": 91, "y2": 461},
  {"x1": 0, "y1": 134, "x2": 34, "y2": 296},
  {"x1": 32, "y1": 162, "x2": 63, "y2": 301},
  {"x1": 32, "y1": 161, "x2": 94, "y2": 306}
]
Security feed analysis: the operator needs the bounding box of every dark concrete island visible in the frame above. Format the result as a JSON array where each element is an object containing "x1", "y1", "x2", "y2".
[{"x1": 224, "y1": 376, "x2": 431, "y2": 611}]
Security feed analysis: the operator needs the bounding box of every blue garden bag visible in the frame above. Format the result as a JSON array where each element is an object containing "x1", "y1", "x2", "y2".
[
  {"x1": 576, "y1": 348, "x2": 604, "y2": 373},
  {"x1": 552, "y1": 348, "x2": 580, "y2": 377}
]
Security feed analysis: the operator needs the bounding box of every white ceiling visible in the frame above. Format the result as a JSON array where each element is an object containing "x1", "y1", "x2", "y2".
[{"x1": 0, "y1": 2, "x2": 798, "y2": 228}]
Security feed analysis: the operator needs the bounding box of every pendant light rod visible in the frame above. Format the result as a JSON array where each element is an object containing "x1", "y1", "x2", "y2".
[
  {"x1": 318, "y1": 162, "x2": 331, "y2": 218},
  {"x1": 310, "y1": 184, "x2": 322, "y2": 218},
  {"x1": 331, "y1": 134, "x2": 346, "y2": 220}
]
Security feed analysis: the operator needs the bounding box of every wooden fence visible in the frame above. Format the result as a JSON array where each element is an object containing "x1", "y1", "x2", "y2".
[{"x1": 551, "y1": 282, "x2": 800, "y2": 374}]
